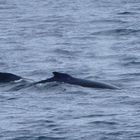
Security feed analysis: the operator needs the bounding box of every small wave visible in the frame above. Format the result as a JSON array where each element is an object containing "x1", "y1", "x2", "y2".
[
  {"x1": 35, "y1": 136, "x2": 66, "y2": 140},
  {"x1": 7, "y1": 97, "x2": 18, "y2": 100},
  {"x1": 90, "y1": 19, "x2": 126, "y2": 24},
  {"x1": 11, "y1": 136, "x2": 33, "y2": 140},
  {"x1": 90, "y1": 120, "x2": 118, "y2": 126},
  {"x1": 122, "y1": 60, "x2": 140, "y2": 67},
  {"x1": 91, "y1": 29, "x2": 140, "y2": 36},
  {"x1": 52, "y1": 48, "x2": 81, "y2": 57},
  {"x1": 53, "y1": 48, "x2": 74, "y2": 55},
  {"x1": 11, "y1": 136, "x2": 67, "y2": 140},
  {"x1": 9, "y1": 136, "x2": 67, "y2": 140},
  {"x1": 120, "y1": 73, "x2": 140, "y2": 77},
  {"x1": 117, "y1": 11, "x2": 137, "y2": 15},
  {"x1": 74, "y1": 114, "x2": 117, "y2": 119},
  {"x1": 0, "y1": 94, "x2": 10, "y2": 102},
  {"x1": 120, "y1": 99, "x2": 140, "y2": 106},
  {"x1": 104, "y1": 130, "x2": 140, "y2": 139},
  {"x1": 0, "y1": 5, "x2": 16, "y2": 10}
]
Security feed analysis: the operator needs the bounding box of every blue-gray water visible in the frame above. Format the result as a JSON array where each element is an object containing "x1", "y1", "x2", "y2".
[{"x1": 0, "y1": 0, "x2": 140, "y2": 140}]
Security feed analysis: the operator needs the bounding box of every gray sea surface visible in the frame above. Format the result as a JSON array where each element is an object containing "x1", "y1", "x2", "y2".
[{"x1": 0, "y1": 0, "x2": 140, "y2": 140}]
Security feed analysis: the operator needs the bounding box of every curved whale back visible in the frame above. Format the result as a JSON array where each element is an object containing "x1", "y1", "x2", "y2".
[
  {"x1": 0, "y1": 72, "x2": 22, "y2": 83},
  {"x1": 52, "y1": 72, "x2": 72, "y2": 81},
  {"x1": 0, "y1": 71, "x2": 119, "y2": 89},
  {"x1": 71, "y1": 78, "x2": 118, "y2": 89},
  {"x1": 53, "y1": 72, "x2": 119, "y2": 89},
  {"x1": 34, "y1": 72, "x2": 118, "y2": 89},
  {"x1": 53, "y1": 72, "x2": 117, "y2": 89}
]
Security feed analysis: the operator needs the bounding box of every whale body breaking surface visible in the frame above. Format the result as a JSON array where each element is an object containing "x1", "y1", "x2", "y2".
[
  {"x1": 0, "y1": 72, "x2": 118, "y2": 89},
  {"x1": 0, "y1": 72, "x2": 22, "y2": 83},
  {"x1": 34, "y1": 72, "x2": 118, "y2": 89}
]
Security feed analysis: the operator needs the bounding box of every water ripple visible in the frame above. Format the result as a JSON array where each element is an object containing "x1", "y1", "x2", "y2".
[
  {"x1": 91, "y1": 29, "x2": 140, "y2": 36},
  {"x1": 0, "y1": 0, "x2": 140, "y2": 140}
]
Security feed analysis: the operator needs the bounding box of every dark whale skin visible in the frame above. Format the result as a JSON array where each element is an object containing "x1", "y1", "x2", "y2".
[
  {"x1": 0, "y1": 72, "x2": 22, "y2": 83},
  {"x1": 35, "y1": 72, "x2": 118, "y2": 89}
]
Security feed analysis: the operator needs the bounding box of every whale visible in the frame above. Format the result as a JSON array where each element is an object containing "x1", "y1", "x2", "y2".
[
  {"x1": 0, "y1": 72, "x2": 119, "y2": 90},
  {"x1": 34, "y1": 72, "x2": 118, "y2": 89},
  {"x1": 0, "y1": 72, "x2": 22, "y2": 83}
]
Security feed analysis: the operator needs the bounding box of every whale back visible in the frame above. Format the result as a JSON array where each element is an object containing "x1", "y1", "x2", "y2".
[
  {"x1": 53, "y1": 72, "x2": 72, "y2": 81},
  {"x1": 52, "y1": 72, "x2": 118, "y2": 89},
  {"x1": 0, "y1": 72, "x2": 21, "y2": 83},
  {"x1": 33, "y1": 71, "x2": 118, "y2": 89}
]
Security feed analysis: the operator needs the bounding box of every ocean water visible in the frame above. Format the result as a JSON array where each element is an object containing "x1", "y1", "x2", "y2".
[{"x1": 0, "y1": 0, "x2": 140, "y2": 140}]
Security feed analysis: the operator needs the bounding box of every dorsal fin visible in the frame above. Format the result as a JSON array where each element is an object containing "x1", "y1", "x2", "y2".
[{"x1": 53, "y1": 72, "x2": 71, "y2": 78}]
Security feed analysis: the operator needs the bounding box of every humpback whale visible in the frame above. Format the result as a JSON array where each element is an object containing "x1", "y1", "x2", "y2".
[
  {"x1": 34, "y1": 72, "x2": 118, "y2": 89},
  {"x1": 0, "y1": 72, "x2": 22, "y2": 83},
  {"x1": 0, "y1": 72, "x2": 119, "y2": 90}
]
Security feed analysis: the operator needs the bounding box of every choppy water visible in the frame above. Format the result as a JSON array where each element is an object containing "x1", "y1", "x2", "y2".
[{"x1": 0, "y1": 0, "x2": 140, "y2": 140}]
